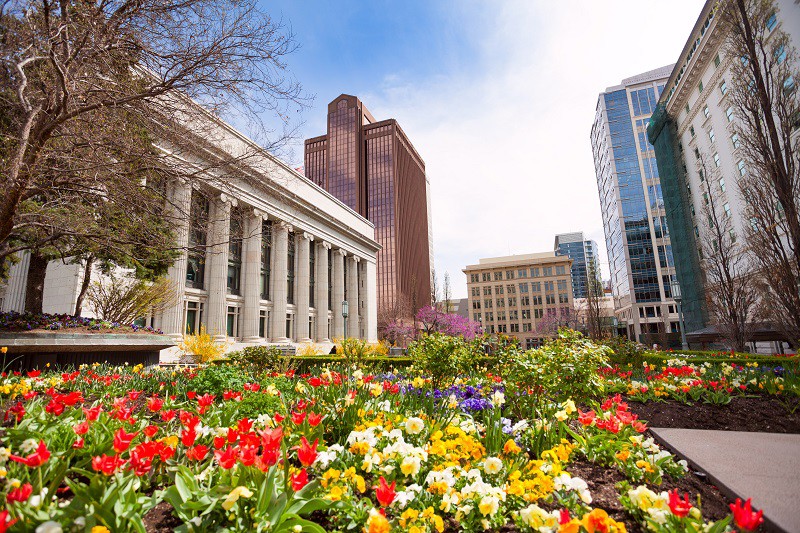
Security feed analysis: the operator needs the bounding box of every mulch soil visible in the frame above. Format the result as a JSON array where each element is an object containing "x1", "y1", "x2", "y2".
[
  {"x1": 629, "y1": 395, "x2": 800, "y2": 433},
  {"x1": 144, "y1": 502, "x2": 182, "y2": 532}
]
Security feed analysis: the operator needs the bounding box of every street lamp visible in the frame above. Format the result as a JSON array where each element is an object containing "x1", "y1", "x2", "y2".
[
  {"x1": 342, "y1": 300, "x2": 349, "y2": 339},
  {"x1": 671, "y1": 280, "x2": 688, "y2": 350}
]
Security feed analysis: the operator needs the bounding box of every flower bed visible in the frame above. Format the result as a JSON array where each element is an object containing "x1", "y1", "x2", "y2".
[
  {"x1": 0, "y1": 312, "x2": 163, "y2": 334},
  {"x1": 0, "y1": 334, "x2": 777, "y2": 532}
]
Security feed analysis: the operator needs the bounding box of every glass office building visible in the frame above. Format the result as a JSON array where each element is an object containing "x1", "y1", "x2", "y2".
[
  {"x1": 304, "y1": 95, "x2": 432, "y2": 317},
  {"x1": 554, "y1": 232, "x2": 600, "y2": 300},
  {"x1": 591, "y1": 66, "x2": 681, "y2": 343}
]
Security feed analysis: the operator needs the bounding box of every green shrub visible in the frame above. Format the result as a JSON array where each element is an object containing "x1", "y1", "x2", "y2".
[
  {"x1": 501, "y1": 330, "x2": 611, "y2": 419},
  {"x1": 599, "y1": 336, "x2": 645, "y2": 367},
  {"x1": 226, "y1": 346, "x2": 290, "y2": 374},
  {"x1": 407, "y1": 332, "x2": 482, "y2": 389},
  {"x1": 192, "y1": 364, "x2": 251, "y2": 395},
  {"x1": 223, "y1": 391, "x2": 283, "y2": 421}
]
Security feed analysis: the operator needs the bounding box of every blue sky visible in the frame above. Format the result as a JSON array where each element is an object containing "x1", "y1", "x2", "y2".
[{"x1": 259, "y1": 1, "x2": 703, "y2": 298}]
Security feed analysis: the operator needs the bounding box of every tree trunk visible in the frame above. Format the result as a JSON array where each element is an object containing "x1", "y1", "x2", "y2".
[
  {"x1": 24, "y1": 251, "x2": 49, "y2": 314},
  {"x1": 74, "y1": 255, "x2": 95, "y2": 316}
]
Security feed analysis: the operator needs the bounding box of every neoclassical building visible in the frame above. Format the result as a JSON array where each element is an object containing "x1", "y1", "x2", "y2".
[{"x1": 0, "y1": 100, "x2": 381, "y2": 346}]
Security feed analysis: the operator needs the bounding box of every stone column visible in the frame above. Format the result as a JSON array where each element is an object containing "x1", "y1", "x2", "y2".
[
  {"x1": 269, "y1": 221, "x2": 291, "y2": 342},
  {"x1": 315, "y1": 241, "x2": 331, "y2": 342},
  {"x1": 240, "y1": 208, "x2": 265, "y2": 343},
  {"x1": 332, "y1": 249, "x2": 346, "y2": 340},
  {"x1": 206, "y1": 194, "x2": 235, "y2": 341},
  {"x1": 160, "y1": 179, "x2": 192, "y2": 340},
  {"x1": 347, "y1": 255, "x2": 360, "y2": 339},
  {"x1": 295, "y1": 232, "x2": 313, "y2": 342},
  {"x1": 363, "y1": 259, "x2": 378, "y2": 342}
]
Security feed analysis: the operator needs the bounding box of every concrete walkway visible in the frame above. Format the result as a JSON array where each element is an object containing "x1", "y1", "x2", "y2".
[{"x1": 651, "y1": 428, "x2": 800, "y2": 533}]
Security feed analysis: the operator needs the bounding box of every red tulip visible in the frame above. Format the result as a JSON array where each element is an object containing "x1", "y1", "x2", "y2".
[
  {"x1": 92, "y1": 454, "x2": 124, "y2": 475},
  {"x1": 308, "y1": 377, "x2": 322, "y2": 387},
  {"x1": 161, "y1": 409, "x2": 177, "y2": 422},
  {"x1": 143, "y1": 425, "x2": 159, "y2": 438},
  {"x1": 186, "y1": 445, "x2": 209, "y2": 461},
  {"x1": 181, "y1": 428, "x2": 197, "y2": 447},
  {"x1": 297, "y1": 437, "x2": 318, "y2": 467},
  {"x1": 375, "y1": 476, "x2": 396, "y2": 507},
  {"x1": 215, "y1": 446, "x2": 237, "y2": 469},
  {"x1": 6, "y1": 483, "x2": 33, "y2": 504},
  {"x1": 73, "y1": 421, "x2": 90, "y2": 435},
  {"x1": 186, "y1": 391, "x2": 196, "y2": 400},
  {"x1": 292, "y1": 469, "x2": 309, "y2": 491},
  {"x1": 239, "y1": 446, "x2": 257, "y2": 466},
  {"x1": 146, "y1": 396, "x2": 164, "y2": 412},
  {"x1": 558, "y1": 509, "x2": 570, "y2": 525},
  {"x1": 10, "y1": 440, "x2": 50, "y2": 467},
  {"x1": 730, "y1": 498, "x2": 763, "y2": 531},
  {"x1": 0, "y1": 510, "x2": 17, "y2": 533},
  {"x1": 274, "y1": 413, "x2": 285, "y2": 423},
  {"x1": 577, "y1": 410, "x2": 596, "y2": 426},
  {"x1": 197, "y1": 394, "x2": 215, "y2": 407},
  {"x1": 26, "y1": 370, "x2": 41, "y2": 378},
  {"x1": 73, "y1": 437, "x2": 85, "y2": 449},
  {"x1": 668, "y1": 489, "x2": 692, "y2": 518},
  {"x1": 113, "y1": 428, "x2": 138, "y2": 453},
  {"x1": 83, "y1": 405, "x2": 103, "y2": 421},
  {"x1": 291, "y1": 411, "x2": 306, "y2": 425},
  {"x1": 308, "y1": 412, "x2": 323, "y2": 427}
]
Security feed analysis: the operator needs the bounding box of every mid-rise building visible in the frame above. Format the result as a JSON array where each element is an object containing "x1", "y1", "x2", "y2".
[
  {"x1": 554, "y1": 232, "x2": 601, "y2": 299},
  {"x1": 647, "y1": 0, "x2": 800, "y2": 337},
  {"x1": 591, "y1": 66, "x2": 683, "y2": 343},
  {"x1": 463, "y1": 252, "x2": 573, "y2": 349},
  {"x1": 1, "y1": 96, "x2": 381, "y2": 347},
  {"x1": 304, "y1": 95, "x2": 433, "y2": 320}
]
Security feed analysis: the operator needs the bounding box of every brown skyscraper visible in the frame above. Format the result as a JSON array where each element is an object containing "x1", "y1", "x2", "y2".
[{"x1": 304, "y1": 95, "x2": 432, "y2": 321}]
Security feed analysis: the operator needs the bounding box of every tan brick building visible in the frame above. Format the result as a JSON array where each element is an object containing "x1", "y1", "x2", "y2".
[{"x1": 463, "y1": 252, "x2": 574, "y2": 349}]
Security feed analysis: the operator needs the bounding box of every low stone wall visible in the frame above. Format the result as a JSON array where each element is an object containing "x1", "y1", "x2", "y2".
[{"x1": 0, "y1": 333, "x2": 176, "y2": 370}]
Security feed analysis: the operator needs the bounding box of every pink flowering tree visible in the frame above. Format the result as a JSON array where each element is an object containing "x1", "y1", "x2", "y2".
[
  {"x1": 381, "y1": 320, "x2": 415, "y2": 347},
  {"x1": 416, "y1": 305, "x2": 482, "y2": 339}
]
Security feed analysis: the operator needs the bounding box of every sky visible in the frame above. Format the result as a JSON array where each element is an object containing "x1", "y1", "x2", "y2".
[{"x1": 259, "y1": 0, "x2": 702, "y2": 299}]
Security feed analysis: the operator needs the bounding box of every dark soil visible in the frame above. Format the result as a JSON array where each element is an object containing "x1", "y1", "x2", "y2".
[
  {"x1": 567, "y1": 457, "x2": 734, "y2": 528},
  {"x1": 629, "y1": 395, "x2": 800, "y2": 433},
  {"x1": 144, "y1": 502, "x2": 182, "y2": 532}
]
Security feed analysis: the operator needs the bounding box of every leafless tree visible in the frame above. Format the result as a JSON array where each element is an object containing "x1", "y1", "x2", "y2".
[
  {"x1": 1, "y1": 0, "x2": 307, "y2": 281},
  {"x1": 582, "y1": 259, "x2": 606, "y2": 339},
  {"x1": 87, "y1": 273, "x2": 178, "y2": 324},
  {"x1": 429, "y1": 268, "x2": 440, "y2": 308},
  {"x1": 696, "y1": 154, "x2": 761, "y2": 351},
  {"x1": 720, "y1": 0, "x2": 800, "y2": 344},
  {"x1": 442, "y1": 271, "x2": 452, "y2": 313}
]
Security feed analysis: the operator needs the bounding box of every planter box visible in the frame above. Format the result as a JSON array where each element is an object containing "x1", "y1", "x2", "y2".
[{"x1": 0, "y1": 332, "x2": 176, "y2": 370}]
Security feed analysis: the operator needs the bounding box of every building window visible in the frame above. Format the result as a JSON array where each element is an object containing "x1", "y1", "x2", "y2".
[
  {"x1": 483, "y1": 287, "x2": 491, "y2": 296},
  {"x1": 690, "y1": 125, "x2": 695, "y2": 137},
  {"x1": 543, "y1": 267, "x2": 553, "y2": 277},
  {"x1": 719, "y1": 178, "x2": 726, "y2": 192},
  {"x1": 187, "y1": 192, "x2": 209, "y2": 289},
  {"x1": 557, "y1": 279, "x2": 567, "y2": 291},
  {"x1": 227, "y1": 210, "x2": 243, "y2": 296},
  {"x1": 517, "y1": 269, "x2": 528, "y2": 278},
  {"x1": 494, "y1": 271, "x2": 503, "y2": 281},
  {"x1": 713, "y1": 153, "x2": 721, "y2": 167},
  {"x1": 694, "y1": 147, "x2": 701, "y2": 160},
  {"x1": 726, "y1": 106, "x2": 734, "y2": 122},
  {"x1": 520, "y1": 295, "x2": 530, "y2": 306},
  {"x1": 708, "y1": 128, "x2": 715, "y2": 143},
  {"x1": 546, "y1": 294, "x2": 555, "y2": 305},
  {"x1": 470, "y1": 273, "x2": 479, "y2": 283},
  {"x1": 495, "y1": 285, "x2": 504, "y2": 295},
  {"x1": 258, "y1": 309, "x2": 268, "y2": 338},
  {"x1": 531, "y1": 281, "x2": 541, "y2": 292},
  {"x1": 184, "y1": 301, "x2": 203, "y2": 335},
  {"x1": 731, "y1": 133, "x2": 740, "y2": 149},
  {"x1": 738, "y1": 159, "x2": 746, "y2": 176},
  {"x1": 703, "y1": 105, "x2": 710, "y2": 118},
  {"x1": 766, "y1": 11, "x2": 777, "y2": 31},
  {"x1": 506, "y1": 270, "x2": 514, "y2": 280},
  {"x1": 556, "y1": 265, "x2": 566, "y2": 275},
  {"x1": 522, "y1": 309, "x2": 531, "y2": 320},
  {"x1": 523, "y1": 323, "x2": 532, "y2": 332},
  {"x1": 544, "y1": 281, "x2": 554, "y2": 292},
  {"x1": 532, "y1": 295, "x2": 542, "y2": 306},
  {"x1": 559, "y1": 293, "x2": 569, "y2": 304},
  {"x1": 720, "y1": 80, "x2": 728, "y2": 95},
  {"x1": 714, "y1": 53, "x2": 721, "y2": 68},
  {"x1": 519, "y1": 283, "x2": 529, "y2": 293},
  {"x1": 226, "y1": 306, "x2": 240, "y2": 338},
  {"x1": 698, "y1": 80, "x2": 704, "y2": 93},
  {"x1": 508, "y1": 297, "x2": 516, "y2": 307},
  {"x1": 685, "y1": 103, "x2": 690, "y2": 115},
  {"x1": 507, "y1": 284, "x2": 516, "y2": 294},
  {"x1": 260, "y1": 221, "x2": 272, "y2": 299},
  {"x1": 510, "y1": 324, "x2": 519, "y2": 333},
  {"x1": 724, "y1": 202, "x2": 732, "y2": 218},
  {"x1": 534, "y1": 309, "x2": 543, "y2": 319},
  {"x1": 482, "y1": 272, "x2": 491, "y2": 282}
]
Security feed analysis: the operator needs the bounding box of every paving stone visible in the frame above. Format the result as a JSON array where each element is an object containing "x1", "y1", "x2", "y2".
[{"x1": 651, "y1": 428, "x2": 800, "y2": 533}]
